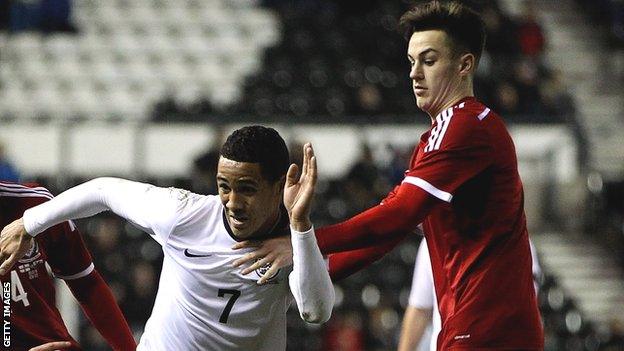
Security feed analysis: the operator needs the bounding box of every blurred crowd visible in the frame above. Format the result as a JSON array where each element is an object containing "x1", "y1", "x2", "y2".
[
  {"x1": 588, "y1": 177, "x2": 624, "y2": 273},
  {"x1": 574, "y1": 0, "x2": 624, "y2": 47},
  {"x1": 152, "y1": 0, "x2": 576, "y2": 125},
  {"x1": 0, "y1": 0, "x2": 584, "y2": 127},
  {"x1": 0, "y1": 0, "x2": 77, "y2": 34}
]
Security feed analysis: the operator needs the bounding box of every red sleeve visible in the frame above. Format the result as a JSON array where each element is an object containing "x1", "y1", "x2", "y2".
[
  {"x1": 24, "y1": 188, "x2": 94, "y2": 279},
  {"x1": 65, "y1": 270, "x2": 137, "y2": 351},
  {"x1": 405, "y1": 111, "x2": 493, "y2": 199},
  {"x1": 316, "y1": 184, "x2": 437, "y2": 254},
  {"x1": 328, "y1": 232, "x2": 406, "y2": 281},
  {"x1": 43, "y1": 220, "x2": 93, "y2": 279}
]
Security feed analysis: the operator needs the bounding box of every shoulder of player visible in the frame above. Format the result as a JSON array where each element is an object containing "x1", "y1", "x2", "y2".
[
  {"x1": 173, "y1": 189, "x2": 222, "y2": 216},
  {"x1": 423, "y1": 100, "x2": 498, "y2": 153},
  {"x1": 0, "y1": 182, "x2": 54, "y2": 205},
  {"x1": 441, "y1": 99, "x2": 502, "y2": 140},
  {"x1": 164, "y1": 186, "x2": 211, "y2": 203},
  {"x1": 450, "y1": 99, "x2": 497, "y2": 125}
]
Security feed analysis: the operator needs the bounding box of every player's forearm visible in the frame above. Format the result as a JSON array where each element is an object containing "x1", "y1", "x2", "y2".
[
  {"x1": 316, "y1": 184, "x2": 434, "y2": 254},
  {"x1": 24, "y1": 177, "x2": 152, "y2": 236},
  {"x1": 289, "y1": 226, "x2": 334, "y2": 324},
  {"x1": 23, "y1": 178, "x2": 114, "y2": 236},
  {"x1": 397, "y1": 306, "x2": 432, "y2": 351},
  {"x1": 328, "y1": 233, "x2": 406, "y2": 281},
  {"x1": 66, "y1": 270, "x2": 136, "y2": 350}
]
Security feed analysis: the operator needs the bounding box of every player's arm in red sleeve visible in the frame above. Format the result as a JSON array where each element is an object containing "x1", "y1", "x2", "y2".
[
  {"x1": 64, "y1": 270, "x2": 136, "y2": 350},
  {"x1": 328, "y1": 232, "x2": 407, "y2": 281},
  {"x1": 44, "y1": 220, "x2": 136, "y2": 351},
  {"x1": 318, "y1": 106, "x2": 495, "y2": 255},
  {"x1": 316, "y1": 184, "x2": 437, "y2": 254},
  {"x1": 322, "y1": 184, "x2": 417, "y2": 280}
]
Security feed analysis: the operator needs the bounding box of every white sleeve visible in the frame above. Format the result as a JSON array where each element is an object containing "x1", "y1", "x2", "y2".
[
  {"x1": 408, "y1": 239, "x2": 434, "y2": 308},
  {"x1": 23, "y1": 177, "x2": 183, "y2": 245},
  {"x1": 529, "y1": 238, "x2": 542, "y2": 293},
  {"x1": 288, "y1": 226, "x2": 335, "y2": 324}
]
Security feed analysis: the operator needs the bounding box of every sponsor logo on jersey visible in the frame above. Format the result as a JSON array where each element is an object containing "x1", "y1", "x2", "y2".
[
  {"x1": 184, "y1": 249, "x2": 212, "y2": 258},
  {"x1": 255, "y1": 261, "x2": 280, "y2": 283}
]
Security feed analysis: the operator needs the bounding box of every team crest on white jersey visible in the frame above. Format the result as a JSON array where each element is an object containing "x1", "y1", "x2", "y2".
[{"x1": 255, "y1": 260, "x2": 280, "y2": 283}]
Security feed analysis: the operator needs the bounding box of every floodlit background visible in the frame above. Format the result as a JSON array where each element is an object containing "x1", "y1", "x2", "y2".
[{"x1": 1, "y1": 0, "x2": 624, "y2": 350}]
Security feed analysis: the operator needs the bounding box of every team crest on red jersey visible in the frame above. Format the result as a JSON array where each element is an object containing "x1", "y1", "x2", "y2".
[
  {"x1": 17, "y1": 242, "x2": 44, "y2": 280},
  {"x1": 18, "y1": 241, "x2": 42, "y2": 263}
]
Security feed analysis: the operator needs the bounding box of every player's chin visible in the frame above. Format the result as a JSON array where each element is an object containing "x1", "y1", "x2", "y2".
[
  {"x1": 230, "y1": 225, "x2": 254, "y2": 239},
  {"x1": 415, "y1": 98, "x2": 429, "y2": 111}
]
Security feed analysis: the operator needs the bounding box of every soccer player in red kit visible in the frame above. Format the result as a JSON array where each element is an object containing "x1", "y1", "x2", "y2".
[
  {"x1": 232, "y1": 1, "x2": 544, "y2": 350},
  {"x1": 0, "y1": 182, "x2": 136, "y2": 351}
]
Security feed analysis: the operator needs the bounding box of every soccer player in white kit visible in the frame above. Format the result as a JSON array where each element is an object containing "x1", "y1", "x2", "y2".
[
  {"x1": 398, "y1": 239, "x2": 440, "y2": 351},
  {"x1": 0, "y1": 126, "x2": 335, "y2": 350}
]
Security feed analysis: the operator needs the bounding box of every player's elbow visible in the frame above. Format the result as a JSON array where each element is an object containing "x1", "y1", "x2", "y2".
[
  {"x1": 300, "y1": 291, "x2": 334, "y2": 324},
  {"x1": 301, "y1": 305, "x2": 332, "y2": 324}
]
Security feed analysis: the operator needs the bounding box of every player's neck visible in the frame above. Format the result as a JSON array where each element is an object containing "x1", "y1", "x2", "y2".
[
  {"x1": 428, "y1": 86, "x2": 474, "y2": 122},
  {"x1": 266, "y1": 210, "x2": 282, "y2": 234},
  {"x1": 251, "y1": 208, "x2": 282, "y2": 239}
]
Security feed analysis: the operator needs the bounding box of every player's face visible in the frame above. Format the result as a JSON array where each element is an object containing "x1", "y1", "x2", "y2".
[
  {"x1": 407, "y1": 30, "x2": 463, "y2": 118},
  {"x1": 217, "y1": 157, "x2": 283, "y2": 239}
]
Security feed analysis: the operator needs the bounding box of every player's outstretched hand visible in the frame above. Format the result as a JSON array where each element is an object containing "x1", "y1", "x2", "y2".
[
  {"x1": 29, "y1": 341, "x2": 72, "y2": 351},
  {"x1": 0, "y1": 218, "x2": 34, "y2": 275},
  {"x1": 283, "y1": 143, "x2": 316, "y2": 232}
]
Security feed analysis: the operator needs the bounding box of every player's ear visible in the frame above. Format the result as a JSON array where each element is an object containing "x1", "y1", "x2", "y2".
[{"x1": 458, "y1": 53, "x2": 475, "y2": 76}]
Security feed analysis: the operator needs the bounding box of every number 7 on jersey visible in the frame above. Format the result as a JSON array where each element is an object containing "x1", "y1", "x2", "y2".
[{"x1": 217, "y1": 288, "x2": 241, "y2": 323}]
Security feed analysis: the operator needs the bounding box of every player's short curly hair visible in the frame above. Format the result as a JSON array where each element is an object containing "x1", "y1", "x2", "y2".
[
  {"x1": 220, "y1": 125, "x2": 290, "y2": 183},
  {"x1": 398, "y1": 1, "x2": 486, "y2": 66}
]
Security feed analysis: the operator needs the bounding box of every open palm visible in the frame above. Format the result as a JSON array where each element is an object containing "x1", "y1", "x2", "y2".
[{"x1": 284, "y1": 143, "x2": 317, "y2": 232}]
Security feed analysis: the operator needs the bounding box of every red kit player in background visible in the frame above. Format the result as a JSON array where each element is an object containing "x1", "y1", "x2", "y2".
[
  {"x1": 0, "y1": 182, "x2": 136, "y2": 351},
  {"x1": 233, "y1": 1, "x2": 544, "y2": 350}
]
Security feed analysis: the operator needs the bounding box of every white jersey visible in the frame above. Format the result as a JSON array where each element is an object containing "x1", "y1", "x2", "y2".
[{"x1": 23, "y1": 177, "x2": 334, "y2": 351}]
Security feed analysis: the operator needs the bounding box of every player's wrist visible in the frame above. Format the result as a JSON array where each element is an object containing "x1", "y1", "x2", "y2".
[
  {"x1": 17, "y1": 218, "x2": 32, "y2": 238},
  {"x1": 22, "y1": 210, "x2": 40, "y2": 237},
  {"x1": 17, "y1": 223, "x2": 34, "y2": 248},
  {"x1": 290, "y1": 219, "x2": 312, "y2": 232}
]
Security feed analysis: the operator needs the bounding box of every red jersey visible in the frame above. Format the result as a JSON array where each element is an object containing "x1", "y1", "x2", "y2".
[
  {"x1": 0, "y1": 183, "x2": 92, "y2": 351},
  {"x1": 405, "y1": 97, "x2": 543, "y2": 349}
]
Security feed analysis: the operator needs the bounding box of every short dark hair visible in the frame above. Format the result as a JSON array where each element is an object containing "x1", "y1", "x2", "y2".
[
  {"x1": 398, "y1": 1, "x2": 486, "y2": 65},
  {"x1": 220, "y1": 125, "x2": 290, "y2": 183}
]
